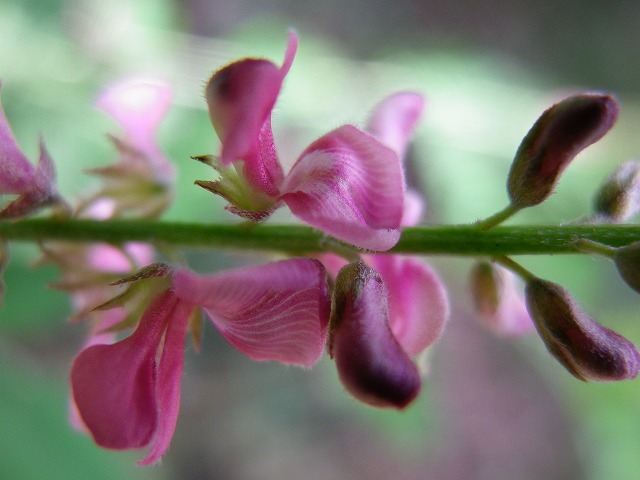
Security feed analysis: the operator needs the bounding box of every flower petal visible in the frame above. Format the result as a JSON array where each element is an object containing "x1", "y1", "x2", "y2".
[
  {"x1": 205, "y1": 32, "x2": 297, "y2": 195},
  {"x1": 1, "y1": 85, "x2": 59, "y2": 218},
  {"x1": 139, "y1": 294, "x2": 193, "y2": 465},
  {"x1": 70, "y1": 290, "x2": 176, "y2": 449},
  {"x1": 366, "y1": 91, "x2": 425, "y2": 159},
  {"x1": 280, "y1": 125, "x2": 404, "y2": 251},
  {"x1": 0, "y1": 82, "x2": 35, "y2": 194},
  {"x1": 96, "y1": 78, "x2": 173, "y2": 164},
  {"x1": 470, "y1": 262, "x2": 534, "y2": 336},
  {"x1": 367, "y1": 255, "x2": 449, "y2": 356},
  {"x1": 330, "y1": 261, "x2": 421, "y2": 408},
  {"x1": 173, "y1": 258, "x2": 329, "y2": 367}
]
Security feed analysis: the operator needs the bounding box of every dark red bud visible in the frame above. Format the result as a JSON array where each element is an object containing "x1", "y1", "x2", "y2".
[
  {"x1": 508, "y1": 93, "x2": 618, "y2": 208},
  {"x1": 329, "y1": 261, "x2": 421, "y2": 409},
  {"x1": 525, "y1": 278, "x2": 640, "y2": 381},
  {"x1": 614, "y1": 241, "x2": 640, "y2": 294},
  {"x1": 593, "y1": 161, "x2": 640, "y2": 223}
]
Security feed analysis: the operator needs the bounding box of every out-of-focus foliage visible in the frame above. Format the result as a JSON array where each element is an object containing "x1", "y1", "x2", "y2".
[{"x1": 2, "y1": 0, "x2": 640, "y2": 479}]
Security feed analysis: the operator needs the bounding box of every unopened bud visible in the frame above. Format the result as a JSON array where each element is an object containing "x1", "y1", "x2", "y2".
[
  {"x1": 525, "y1": 278, "x2": 640, "y2": 381},
  {"x1": 470, "y1": 261, "x2": 502, "y2": 317},
  {"x1": 469, "y1": 261, "x2": 534, "y2": 336},
  {"x1": 329, "y1": 261, "x2": 421, "y2": 409},
  {"x1": 593, "y1": 161, "x2": 640, "y2": 223},
  {"x1": 614, "y1": 241, "x2": 640, "y2": 294},
  {"x1": 508, "y1": 93, "x2": 618, "y2": 208}
]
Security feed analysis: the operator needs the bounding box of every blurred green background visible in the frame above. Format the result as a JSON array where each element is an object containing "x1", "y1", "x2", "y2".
[{"x1": 2, "y1": 0, "x2": 640, "y2": 479}]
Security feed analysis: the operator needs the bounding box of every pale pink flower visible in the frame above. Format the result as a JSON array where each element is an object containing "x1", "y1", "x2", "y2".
[
  {"x1": 0, "y1": 82, "x2": 60, "y2": 218},
  {"x1": 80, "y1": 78, "x2": 175, "y2": 218},
  {"x1": 198, "y1": 32, "x2": 408, "y2": 251},
  {"x1": 71, "y1": 258, "x2": 330, "y2": 464}
]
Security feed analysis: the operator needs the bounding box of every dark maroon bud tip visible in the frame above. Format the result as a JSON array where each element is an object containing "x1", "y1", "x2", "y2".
[{"x1": 508, "y1": 93, "x2": 618, "y2": 208}]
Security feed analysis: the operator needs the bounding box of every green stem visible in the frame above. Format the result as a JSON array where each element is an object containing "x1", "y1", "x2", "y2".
[
  {"x1": 493, "y1": 255, "x2": 537, "y2": 282},
  {"x1": 475, "y1": 203, "x2": 521, "y2": 230},
  {"x1": 2, "y1": 219, "x2": 640, "y2": 256}
]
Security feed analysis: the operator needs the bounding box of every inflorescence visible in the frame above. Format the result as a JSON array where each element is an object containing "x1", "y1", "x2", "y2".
[{"x1": 2, "y1": 31, "x2": 640, "y2": 465}]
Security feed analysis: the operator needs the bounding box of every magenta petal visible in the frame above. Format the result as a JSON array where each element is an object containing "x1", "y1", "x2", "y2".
[
  {"x1": 0, "y1": 133, "x2": 59, "y2": 219},
  {"x1": 367, "y1": 255, "x2": 449, "y2": 356},
  {"x1": 70, "y1": 291, "x2": 176, "y2": 449},
  {"x1": 139, "y1": 295, "x2": 193, "y2": 465},
  {"x1": 205, "y1": 33, "x2": 297, "y2": 194},
  {"x1": 366, "y1": 92, "x2": 425, "y2": 159},
  {"x1": 281, "y1": 125, "x2": 404, "y2": 251},
  {"x1": 173, "y1": 258, "x2": 329, "y2": 367}
]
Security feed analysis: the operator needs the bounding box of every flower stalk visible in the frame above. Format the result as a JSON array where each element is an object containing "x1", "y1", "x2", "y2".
[{"x1": 2, "y1": 218, "x2": 640, "y2": 256}]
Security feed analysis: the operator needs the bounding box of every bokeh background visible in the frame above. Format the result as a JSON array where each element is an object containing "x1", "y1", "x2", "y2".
[{"x1": 2, "y1": 1, "x2": 640, "y2": 479}]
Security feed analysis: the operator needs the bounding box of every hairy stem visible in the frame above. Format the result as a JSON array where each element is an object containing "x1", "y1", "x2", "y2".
[{"x1": 2, "y1": 219, "x2": 640, "y2": 256}]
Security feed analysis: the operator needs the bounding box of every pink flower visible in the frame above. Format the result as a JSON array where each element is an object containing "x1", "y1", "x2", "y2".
[
  {"x1": 198, "y1": 32, "x2": 409, "y2": 251},
  {"x1": 0, "y1": 81, "x2": 60, "y2": 218},
  {"x1": 71, "y1": 258, "x2": 330, "y2": 464},
  {"x1": 321, "y1": 93, "x2": 449, "y2": 407},
  {"x1": 80, "y1": 78, "x2": 175, "y2": 218}
]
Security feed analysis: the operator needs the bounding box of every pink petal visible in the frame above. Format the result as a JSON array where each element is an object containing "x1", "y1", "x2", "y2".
[
  {"x1": 280, "y1": 125, "x2": 404, "y2": 251},
  {"x1": 86, "y1": 242, "x2": 154, "y2": 274},
  {"x1": 402, "y1": 189, "x2": 425, "y2": 227},
  {"x1": 173, "y1": 258, "x2": 329, "y2": 367},
  {"x1": 366, "y1": 92, "x2": 425, "y2": 159},
  {"x1": 1, "y1": 86, "x2": 59, "y2": 217},
  {"x1": 476, "y1": 266, "x2": 534, "y2": 337},
  {"x1": 367, "y1": 255, "x2": 449, "y2": 357},
  {"x1": 0, "y1": 140, "x2": 59, "y2": 218},
  {"x1": 70, "y1": 290, "x2": 176, "y2": 449},
  {"x1": 0, "y1": 82, "x2": 35, "y2": 194},
  {"x1": 316, "y1": 253, "x2": 349, "y2": 279},
  {"x1": 96, "y1": 78, "x2": 172, "y2": 157},
  {"x1": 330, "y1": 261, "x2": 421, "y2": 408},
  {"x1": 205, "y1": 32, "x2": 297, "y2": 195},
  {"x1": 139, "y1": 294, "x2": 193, "y2": 465}
]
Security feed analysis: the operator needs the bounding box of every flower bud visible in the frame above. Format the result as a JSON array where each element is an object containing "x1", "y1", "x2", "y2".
[
  {"x1": 614, "y1": 241, "x2": 640, "y2": 294},
  {"x1": 508, "y1": 93, "x2": 618, "y2": 208},
  {"x1": 469, "y1": 261, "x2": 502, "y2": 318},
  {"x1": 329, "y1": 261, "x2": 421, "y2": 408},
  {"x1": 525, "y1": 278, "x2": 640, "y2": 381},
  {"x1": 593, "y1": 161, "x2": 640, "y2": 223},
  {"x1": 469, "y1": 261, "x2": 534, "y2": 336}
]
